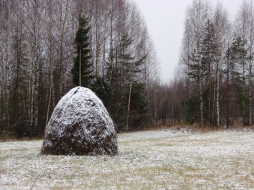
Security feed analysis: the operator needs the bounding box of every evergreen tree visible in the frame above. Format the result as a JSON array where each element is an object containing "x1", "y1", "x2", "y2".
[
  {"x1": 226, "y1": 37, "x2": 250, "y2": 124},
  {"x1": 92, "y1": 76, "x2": 113, "y2": 108},
  {"x1": 185, "y1": 20, "x2": 218, "y2": 126},
  {"x1": 201, "y1": 20, "x2": 217, "y2": 125},
  {"x1": 105, "y1": 34, "x2": 148, "y2": 131},
  {"x1": 71, "y1": 14, "x2": 93, "y2": 88},
  {"x1": 187, "y1": 41, "x2": 205, "y2": 126}
]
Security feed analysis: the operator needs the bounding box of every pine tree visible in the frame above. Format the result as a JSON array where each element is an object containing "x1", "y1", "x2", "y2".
[{"x1": 71, "y1": 14, "x2": 93, "y2": 88}]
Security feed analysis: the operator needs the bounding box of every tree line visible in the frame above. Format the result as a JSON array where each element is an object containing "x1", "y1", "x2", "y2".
[
  {"x1": 0, "y1": 0, "x2": 159, "y2": 138},
  {"x1": 156, "y1": 0, "x2": 254, "y2": 128}
]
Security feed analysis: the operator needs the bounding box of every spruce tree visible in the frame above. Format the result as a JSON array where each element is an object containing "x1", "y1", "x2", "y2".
[
  {"x1": 101, "y1": 34, "x2": 148, "y2": 131},
  {"x1": 201, "y1": 20, "x2": 217, "y2": 125},
  {"x1": 92, "y1": 76, "x2": 113, "y2": 108},
  {"x1": 186, "y1": 20, "x2": 218, "y2": 126},
  {"x1": 71, "y1": 15, "x2": 93, "y2": 87},
  {"x1": 228, "y1": 37, "x2": 249, "y2": 117}
]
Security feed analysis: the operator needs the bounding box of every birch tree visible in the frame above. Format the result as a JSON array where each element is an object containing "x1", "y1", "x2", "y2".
[
  {"x1": 0, "y1": 0, "x2": 159, "y2": 137},
  {"x1": 235, "y1": 0, "x2": 254, "y2": 125},
  {"x1": 186, "y1": 0, "x2": 211, "y2": 127},
  {"x1": 213, "y1": 3, "x2": 230, "y2": 127}
]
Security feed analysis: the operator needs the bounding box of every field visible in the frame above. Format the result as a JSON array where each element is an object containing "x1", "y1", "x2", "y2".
[{"x1": 1, "y1": 128, "x2": 254, "y2": 190}]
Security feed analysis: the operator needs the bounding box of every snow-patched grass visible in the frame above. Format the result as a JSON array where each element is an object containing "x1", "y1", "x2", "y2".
[{"x1": 1, "y1": 128, "x2": 254, "y2": 189}]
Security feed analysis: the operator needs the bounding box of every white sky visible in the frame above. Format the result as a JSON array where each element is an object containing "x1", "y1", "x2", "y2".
[{"x1": 134, "y1": 0, "x2": 246, "y2": 83}]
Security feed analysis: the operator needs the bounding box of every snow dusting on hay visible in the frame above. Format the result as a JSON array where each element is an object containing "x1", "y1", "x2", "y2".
[
  {"x1": 41, "y1": 87, "x2": 117, "y2": 156},
  {"x1": 1, "y1": 128, "x2": 254, "y2": 189}
]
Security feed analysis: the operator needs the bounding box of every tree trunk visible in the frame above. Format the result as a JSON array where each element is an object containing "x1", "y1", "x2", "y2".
[
  {"x1": 79, "y1": 49, "x2": 81, "y2": 86},
  {"x1": 198, "y1": 43, "x2": 204, "y2": 127},
  {"x1": 216, "y1": 58, "x2": 220, "y2": 128},
  {"x1": 126, "y1": 82, "x2": 132, "y2": 131},
  {"x1": 226, "y1": 45, "x2": 229, "y2": 128},
  {"x1": 249, "y1": 51, "x2": 252, "y2": 125},
  {"x1": 46, "y1": 71, "x2": 53, "y2": 128},
  {"x1": 6, "y1": 0, "x2": 11, "y2": 130}
]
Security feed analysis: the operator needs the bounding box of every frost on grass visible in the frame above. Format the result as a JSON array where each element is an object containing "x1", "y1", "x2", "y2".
[
  {"x1": 1, "y1": 129, "x2": 254, "y2": 189},
  {"x1": 41, "y1": 86, "x2": 118, "y2": 155}
]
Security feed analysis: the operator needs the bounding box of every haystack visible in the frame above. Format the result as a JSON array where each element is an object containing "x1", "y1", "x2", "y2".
[{"x1": 41, "y1": 87, "x2": 118, "y2": 155}]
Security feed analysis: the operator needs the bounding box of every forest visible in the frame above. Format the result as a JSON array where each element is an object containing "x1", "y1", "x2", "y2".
[
  {"x1": 163, "y1": 0, "x2": 254, "y2": 128},
  {"x1": 0, "y1": 0, "x2": 159, "y2": 138},
  {"x1": 0, "y1": 0, "x2": 254, "y2": 139}
]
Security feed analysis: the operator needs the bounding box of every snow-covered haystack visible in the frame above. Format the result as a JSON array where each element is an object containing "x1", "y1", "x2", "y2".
[{"x1": 41, "y1": 87, "x2": 118, "y2": 155}]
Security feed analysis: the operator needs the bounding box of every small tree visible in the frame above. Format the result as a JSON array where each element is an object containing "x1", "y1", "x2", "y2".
[{"x1": 71, "y1": 14, "x2": 93, "y2": 88}]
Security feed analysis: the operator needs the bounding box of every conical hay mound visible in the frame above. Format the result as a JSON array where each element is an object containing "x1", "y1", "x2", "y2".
[{"x1": 41, "y1": 86, "x2": 118, "y2": 155}]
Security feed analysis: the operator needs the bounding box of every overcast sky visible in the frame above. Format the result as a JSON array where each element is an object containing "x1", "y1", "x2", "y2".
[{"x1": 133, "y1": 0, "x2": 246, "y2": 83}]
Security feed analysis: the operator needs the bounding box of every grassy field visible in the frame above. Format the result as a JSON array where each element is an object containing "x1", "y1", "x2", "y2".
[{"x1": 1, "y1": 128, "x2": 254, "y2": 190}]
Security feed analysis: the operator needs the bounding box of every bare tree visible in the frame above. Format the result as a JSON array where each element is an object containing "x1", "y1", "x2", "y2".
[
  {"x1": 184, "y1": 0, "x2": 211, "y2": 127},
  {"x1": 235, "y1": 0, "x2": 254, "y2": 125},
  {"x1": 213, "y1": 3, "x2": 230, "y2": 127},
  {"x1": 0, "y1": 0, "x2": 160, "y2": 137}
]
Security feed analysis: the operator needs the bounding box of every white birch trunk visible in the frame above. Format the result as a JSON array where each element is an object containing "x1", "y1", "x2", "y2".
[
  {"x1": 249, "y1": 61, "x2": 252, "y2": 125},
  {"x1": 216, "y1": 60, "x2": 220, "y2": 127},
  {"x1": 216, "y1": 38, "x2": 221, "y2": 128},
  {"x1": 248, "y1": 2, "x2": 254, "y2": 125},
  {"x1": 198, "y1": 45, "x2": 204, "y2": 127},
  {"x1": 6, "y1": 1, "x2": 11, "y2": 130}
]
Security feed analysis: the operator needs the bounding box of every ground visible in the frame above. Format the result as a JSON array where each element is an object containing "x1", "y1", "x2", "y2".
[{"x1": 1, "y1": 128, "x2": 254, "y2": 189}]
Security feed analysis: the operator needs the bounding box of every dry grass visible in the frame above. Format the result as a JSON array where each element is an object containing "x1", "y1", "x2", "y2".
[{"x1": 1, "y1": 129, "x2": 254, "y2": 189}]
